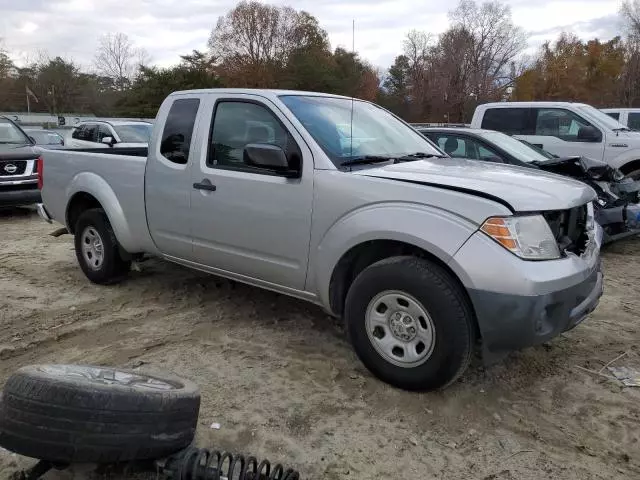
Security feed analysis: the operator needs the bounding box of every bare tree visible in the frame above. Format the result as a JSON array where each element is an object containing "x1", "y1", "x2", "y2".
[
  {"x1": 94, "y1": 33, "x2": 148, "y2": 89},
  {"x1": 622, "y1": 0, "x2": 640, "y2": 37},
  {"x1": 449, "y1": 0, "x2": 527, "y2": 100},
  {"x1": 208, "y1": 0, "x2": 329, "y2": 87},
  {"x1": 401, "y1": 30, "x2": 433, "y2": 119},
  {"x1": 619, "y1": 1, "x2": 640, "y2": 105}
]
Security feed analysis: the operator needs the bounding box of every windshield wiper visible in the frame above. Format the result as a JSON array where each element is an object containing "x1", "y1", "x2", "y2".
[
  {"x1": 340, "y1": 155, "x2": 395, "y2": 167},
  {"x1": 613, "y1": 127, "x2": 632, "y2": 132},
  {"x1": 396, "y1": 152, "x2": 446, "y2": 161},
  {"x1": 341, "y1": 152, "x2": 445, "y2": 168}
]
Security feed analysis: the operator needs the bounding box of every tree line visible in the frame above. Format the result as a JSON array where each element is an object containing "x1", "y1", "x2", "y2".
[{"x1": 0, "y1": 0, "x2": 638, "y2": 122}]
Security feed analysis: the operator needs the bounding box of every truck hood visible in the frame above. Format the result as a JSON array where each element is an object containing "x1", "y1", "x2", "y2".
[
  {"x1": 0, "y1": 144, "x2": 39, "y2": 158},
  {"x1": 354, "y1": 157, "x2": 596, "y2": 212}
]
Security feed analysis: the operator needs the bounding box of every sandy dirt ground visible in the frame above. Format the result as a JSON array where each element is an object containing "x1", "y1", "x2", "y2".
[{"x1": 0, "y1": 207, "x2": 639, "y2": 480}]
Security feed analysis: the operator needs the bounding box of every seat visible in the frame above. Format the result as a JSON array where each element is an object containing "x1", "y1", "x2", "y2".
[
  {"x1": 443, "y1": 137, "x2": 460, "y2": 156},
  {"x1": 537, "y1": 116, "x2": 560, "y2": 136}
]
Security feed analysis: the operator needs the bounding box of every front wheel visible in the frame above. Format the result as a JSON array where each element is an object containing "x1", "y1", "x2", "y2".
[
  {"x1": 344, "y1": 256, "x2": 474, "y2": 391},
  {"x1": 74, "y1": 208, "x2": 131, "y2": 284}
]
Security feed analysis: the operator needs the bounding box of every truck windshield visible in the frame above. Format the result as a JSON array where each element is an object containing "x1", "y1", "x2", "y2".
[
  {"x1": 279, "y1": 95, "x2": 443, "y2": 167},
  {"x1": 576, "y1": 105, "x2": 628, "y2": 131},
  {"x1": 478, "y1": 131, "x2": 551, "y2": 163},
  {"x1": 113, "y1": 124, "x2": 152, "y2": 143},
  {"x1": 0, "y1": 118, "x2": 30, "y2": 144}
]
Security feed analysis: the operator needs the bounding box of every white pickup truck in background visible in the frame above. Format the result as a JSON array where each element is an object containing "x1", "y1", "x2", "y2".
[
  {"x1": 601, "y1": 108, "x2": 640, "y2": 131},
  {"x1": 36, "y1": 89, "x2": 603, "y2": 391},
  {"x1": 471, "y1": 102, "x2": 640, "y2": 179}
]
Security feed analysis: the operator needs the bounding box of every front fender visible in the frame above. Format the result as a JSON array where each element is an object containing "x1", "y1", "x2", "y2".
[
  {"x1": 66, "y1": 172, "x2": 137, "y2": 252},
  {"x1": 311, "y1": 202, "x2": 480, "y2": 310},
  {"x1": 609, "y1": 148, "x2": 640, "y2": 170}
]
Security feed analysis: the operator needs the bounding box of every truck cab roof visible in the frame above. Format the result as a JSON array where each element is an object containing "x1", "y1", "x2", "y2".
[
  {"x1": 169, "y1": 88, "x2": 353, "y2": 101},
  {"x1": 477, "y1": 101, "x2": 592, "y2": 109}
]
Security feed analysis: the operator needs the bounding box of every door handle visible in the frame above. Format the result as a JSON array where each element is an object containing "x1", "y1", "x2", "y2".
[{"x1": 193, "y1": 181, "x2": 217, "y2": 192}]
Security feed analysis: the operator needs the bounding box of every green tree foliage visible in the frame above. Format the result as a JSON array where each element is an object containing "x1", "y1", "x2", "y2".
[
  {"x1": 513, "y1": 35, "x2": 625, "y2": 106},
  {"x1": 116, "y1": 52, "x2": 222, "y2": 117}
]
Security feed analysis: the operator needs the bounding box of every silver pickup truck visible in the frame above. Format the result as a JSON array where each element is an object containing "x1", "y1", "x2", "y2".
[{"x1": 37, "y1": 89, "x2": 604, "y2": 391}]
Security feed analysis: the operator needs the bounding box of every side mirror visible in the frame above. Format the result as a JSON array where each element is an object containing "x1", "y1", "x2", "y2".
[
  {"x1": 244, "y1": 143, "x2": 299, "y2": 177},
  {"x1": 28, "y1": 136, "x2": 36, "y2": 145},
  {"x1": 577, "y1": 126, "x2": 601, "y2": 142},
  {"x1": 101, "y1": 136, "x2": 115, "y2": 147}
]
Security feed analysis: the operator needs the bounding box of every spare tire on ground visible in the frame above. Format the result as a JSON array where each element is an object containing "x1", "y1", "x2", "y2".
[{"x1": 0, "y1": 364, "x2": 200, "y2": 464}]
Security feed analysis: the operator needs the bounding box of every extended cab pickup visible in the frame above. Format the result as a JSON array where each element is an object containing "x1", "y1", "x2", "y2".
[{"x1": 38, "y1": 89, "x2": 604, "y2": 391}]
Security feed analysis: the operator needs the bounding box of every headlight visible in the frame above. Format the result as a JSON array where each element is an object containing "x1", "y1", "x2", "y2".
[{"x1": 480, "y1": 215, "x2": 560, "y2": 260}]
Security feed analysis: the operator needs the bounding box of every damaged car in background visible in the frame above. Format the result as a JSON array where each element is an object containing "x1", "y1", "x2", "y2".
[{"x1": 417, "y1": 126, "x2": 640, "y2": 244}]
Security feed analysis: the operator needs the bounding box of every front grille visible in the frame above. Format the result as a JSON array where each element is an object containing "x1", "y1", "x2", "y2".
[
  {"x1": 0, "y1": 160, "x2": 27, "y2": 176},
  {"x1": 543, "y1": 204, "x2": 589, "y2": 255}
]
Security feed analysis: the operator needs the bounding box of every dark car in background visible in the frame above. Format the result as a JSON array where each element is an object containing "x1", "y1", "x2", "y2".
[
  {"x1": 416, "y1": 126, "x2": 640, "y2": 243},
  {"x1": 23, "y1": 129, "x2": 65, "y2": 148},
  {"x1": 0, "y1": 117, "x2": 41, "y2": 207}
]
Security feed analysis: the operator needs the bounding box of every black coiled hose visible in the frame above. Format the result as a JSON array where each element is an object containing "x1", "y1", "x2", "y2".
[{"x1": 162, "y1": 446, "x2": 300, "y2": 480}]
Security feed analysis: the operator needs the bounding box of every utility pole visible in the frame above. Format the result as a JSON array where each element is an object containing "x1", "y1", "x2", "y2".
[{"x1": 51, "y1": 85, "x2": 56, "y2": 116}]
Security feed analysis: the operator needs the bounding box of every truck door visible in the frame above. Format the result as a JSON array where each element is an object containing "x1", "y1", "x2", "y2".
[
  {"x1": 145, "y1": 96, "x2": 202, "y2": 259},
  {"x1": 189, "y1": 94, "x2": 313, "y2": 291},
  {"x1": 520, "y1": 108, "x2": 606, "y2": 160}
]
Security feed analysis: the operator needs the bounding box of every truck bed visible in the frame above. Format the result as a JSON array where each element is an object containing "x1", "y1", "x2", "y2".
[{"x1": 40, "y1": 148, "x2": 156, "y2": 254}]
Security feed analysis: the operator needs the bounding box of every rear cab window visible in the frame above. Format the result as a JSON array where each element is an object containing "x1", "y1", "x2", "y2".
[
  {"x1": 159, "y1": 98, "x2": 200, "y2": 165},
  {"x1": 605, "y1": 111, "x2": 620, "y2": 121},
  {"x1": 481, "y1": 108, "x2": 534, "y2": 135}
]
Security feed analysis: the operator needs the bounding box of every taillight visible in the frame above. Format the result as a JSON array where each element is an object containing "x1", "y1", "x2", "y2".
[{"x1": 36, "y1": 156, "x2": 43, "y2": 190}]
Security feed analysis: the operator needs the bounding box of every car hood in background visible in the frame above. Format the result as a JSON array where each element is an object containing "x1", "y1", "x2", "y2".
[
  {"x1": 0, "y1": 144, "x2": 40, "y2": 159},
  {"x1": 353, "y1": 157, "x2": 596, "y2": 212},
  {"x1": 532, "y1": 155, "x2": 620, "y2": 181}
]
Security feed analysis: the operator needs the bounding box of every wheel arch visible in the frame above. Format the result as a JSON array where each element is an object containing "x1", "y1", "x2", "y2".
[
  {"x1": 64, "y1": 172, "x2": 137, "y2": 251},
  {"x1": 327, "y1": 239, "x2": 480, "y2": 340},
  {"x1": 619, "y1": 158, "x2": 640, "y2": 177}
]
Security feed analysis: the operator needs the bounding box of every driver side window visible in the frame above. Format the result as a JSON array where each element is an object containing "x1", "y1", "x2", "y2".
[
  {"x1": 207, "y1": 100, "x2": 301, "y2": 175},
  {"x1": 534, "y1": 108, "x2": 600, "y2": 142}
]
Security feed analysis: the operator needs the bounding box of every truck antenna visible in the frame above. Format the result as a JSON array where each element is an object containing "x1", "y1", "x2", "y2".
[{"x1": 349, "y1": 19, "x2": 355, "y2": 163}]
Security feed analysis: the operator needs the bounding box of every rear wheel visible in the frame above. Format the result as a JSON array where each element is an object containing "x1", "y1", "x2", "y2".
[
  {"x1": 344, "y1": 256, "x2": 474, "y2": 391},
  {"x1": 74, "y1": 208, "x2": 130, "y2": 284}
]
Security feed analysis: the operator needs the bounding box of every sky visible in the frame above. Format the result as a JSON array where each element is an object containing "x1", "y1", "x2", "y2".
[{"x1": 0, "y1": 0, "x2": 624, "y2": 72}]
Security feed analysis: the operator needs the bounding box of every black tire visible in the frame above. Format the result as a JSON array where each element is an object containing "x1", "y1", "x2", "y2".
[
  {"x1": 344, "y1": 256, "x2": 474, "y2": 391},
  {"x1": 0, "y1": 365, "x2": 200, "y2": 464},
  {"x1": 74, "y1": 208, "x2": 131, "y2": 284},
  {"x1": 625, "y1": 168, "x2": 640, "y2": 181}
]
